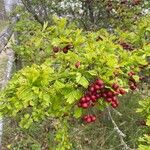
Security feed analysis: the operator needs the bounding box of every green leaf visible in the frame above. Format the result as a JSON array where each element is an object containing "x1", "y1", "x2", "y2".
[
  {"x1": 132, "y1": 75, "x2": 139, "y2": 82},
  {"x1": 76, "y1": 74, "x2": 89, "y2": 88},
  {"x1": 65, "y1": 90, "x2": 82, "y2": 104},
  {"x1": 42, "y1": 21, "x2": 48, "y2": 32},
  {"x1": 74, "y1": 107, "x2": 82, "y2": 118},
  {"x1": 54, "y1": 80, "x2": 65, "y2": 90},
  {"x1": 88, "y1": 70, "x2": 97, "y2": 76},
  {"x1": 146, "y1": 115, "x2": 150, "y2": 126}
]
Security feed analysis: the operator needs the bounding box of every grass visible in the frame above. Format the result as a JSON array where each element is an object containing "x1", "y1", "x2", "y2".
[{"x1": 1, "y1": 88, "x2": 149, "y2": 150}]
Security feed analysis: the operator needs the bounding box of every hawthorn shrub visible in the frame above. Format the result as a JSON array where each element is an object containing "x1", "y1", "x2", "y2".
[{"x1": 0, "y1": 16, "x2": 150, "y2": 149}]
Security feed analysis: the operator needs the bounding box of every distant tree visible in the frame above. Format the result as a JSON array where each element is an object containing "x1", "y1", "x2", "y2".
[{"x1": 20, "y1": 0, "x2": 150, "y2": 30}]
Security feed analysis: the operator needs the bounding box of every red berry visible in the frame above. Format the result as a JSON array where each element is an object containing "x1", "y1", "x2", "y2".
[
  {"x1": 86, "y1": 117, "x2": 92, "y2": 123},
  {"x1": 96, "y1": 79, "x2": 104, "y2": 86},
  {"x1": 112, "y1": 96, "x2": 117, "y2": 101},
  {"x1": 100, "y1": 85, "x2": 104, "y2": 89},
  {"x1": 128, "y1": 71, "x2": 135, "y2": 77},
  {"x1": 91, "y1": 95, "x2": 96, "y2": 100},
  {"x1": 75, "y1": 61, "x2": 80, "y2": 68},
  {"x1": 106, "y1": 97, "x2": 112, "y2": 102},
  {"x1": 119, "y1": 88, "x2": 126, "y2": 95},
  {"x1": 53, "y1": 46, "x2": 60, "y2": 53},
  {"x1": 83, "y1": 115, "x2": 88, "y2": 120},
  {"x1": 91, "y1": 115, "x2": 96, "y2": 122},
  {"x1": 130, "y1": 85, "x2": 137, "y2": 90},
  {"x1": 106, "y1": 91, "x2": 114, "y2": 97},
  {"x1": 81, "y1": 103, "x2": 89, "y2": 108},
  {"x1": 90, "y1": 87, "x2": 95, "y2": 92},
  {"x1": 112, "y1": 83, "x2": 119, "y2": 90},
  {"x1": 85, "y1": 96, "x2": 91, "y2": 101},
  {"x1": 94, "y1": 84, "x2": 101, "y2": 90},
  {"x1": 63, "y1": 47, "x2": 68, "y2": 53},
  {"x1": 102, "y1": 93, "x2": 107, "y2": 98},
  {"x1": 80, "y1": 97, "x2": 86, "y2": 103},
  {"x1": 96, "y1": 93, "x2": 101, "y2": 99},
  {"x1": 111, "y1": 102, "x2": 118, "y2": 108}
]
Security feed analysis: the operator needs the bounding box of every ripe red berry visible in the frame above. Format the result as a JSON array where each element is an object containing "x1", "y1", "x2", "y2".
[
  {"x1": 80, "y1": 97, "x2": 86, "y2": 103},
  {"x1": 112, "y1": 96, "x2": 117, "y2": 101},
  {"x1": 130, "y1": 85, "x2": 137, "y2": 90},
  {"x1": 128, "y1": 71, "x2": 135, "y2": 76},
  {"x1": 119, "y1": 88, "x2": 126, "y2": 95},
  {"x1": 106, "y1": 97, "x2": 112, "y2": 102},
  {"x1": 111, "y1": 102, "x2": 118, "y2": 108},
  {"x1": 91, "y1": 95, "x2": 96, "y2": 100},
  {"x1": 83, "y1": 115, "x2": 88, "y2": 120},
  {"x1": 86, "y1": 117, "x2": 92, "y2": 123},
  {"x1": 102, "y1": 93, "x2": 107, "y2": 98},
  {"x1": 106, "y1": 91, "x2": 114, "y2": 97},
  {"x1": 100, "y1": 85, "x2": 104, "y2": 89},
  {"x1": 53, "y1": 46, "x2": 60, "y2": 53},
  {"x1": 96, "y1": 93, "x2": 101, "y2": 99},
  {"x1": 82, "y1": 103, "x2": 89, "y2": 108},
  {"x1": 94, "y1": 84, "x2": 101, "y2": 90},
  {"x1": 91, "y1": 115, "x2": 96, "y2": 122},
  {"x1": 96, "y1": 79, "x2": 104, "y2": 86},
  {"x1": 85, "y1": 96, "x2": 91, "y2": 102},
  {"x1": 112, "y1": 83, "x2": 119, "y2": 90},
  {"x1": 90, "y1": 87, "x2": 95, "y2": 92},
  {"x1": 63, "y1": 47, "x2": 68, "y2": 53},
  {"x1": 75, "y1": 61, "x2": 80, "y2": 68}
]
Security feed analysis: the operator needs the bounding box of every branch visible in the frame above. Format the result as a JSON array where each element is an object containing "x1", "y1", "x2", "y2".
[{"x1": 107, "y1": 107, "x2": 135, "y2": 150}]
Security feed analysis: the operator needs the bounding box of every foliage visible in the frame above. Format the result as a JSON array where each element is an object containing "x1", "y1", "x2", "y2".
[
  {"x1": 1, "y1": 15, "x2": 150, "y2": 149},
  {"x1": 13, "y1": 14, "x2": 150, "y2": 66}
]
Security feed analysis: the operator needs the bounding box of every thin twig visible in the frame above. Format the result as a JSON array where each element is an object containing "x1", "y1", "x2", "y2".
[{"x1": 107, "y1": 107, "x2": 135, "y2": 150}]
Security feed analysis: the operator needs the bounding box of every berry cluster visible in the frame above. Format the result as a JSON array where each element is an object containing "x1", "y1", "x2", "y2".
[
  {"x1": 128, "y1": 71, "x2": 138, "y2": 90},
  {"x1": 78, "y1": 79, "x2": 104, "y2": 110},
  {"x1": 119, "y1": 41, "x2": 134, "y2": 51},
  {"x1": 53, "y1": 44, "x2": 74, "y2": 54},
  {"x1": 83, "y1": 115, "x2": 96, "y2": 123},
  {"x1": 77, "y1": 79, "x2": 127, "y2": 123},
  {"x1": 103, "y1": 83, "x2": 126, "y2": 108}
]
